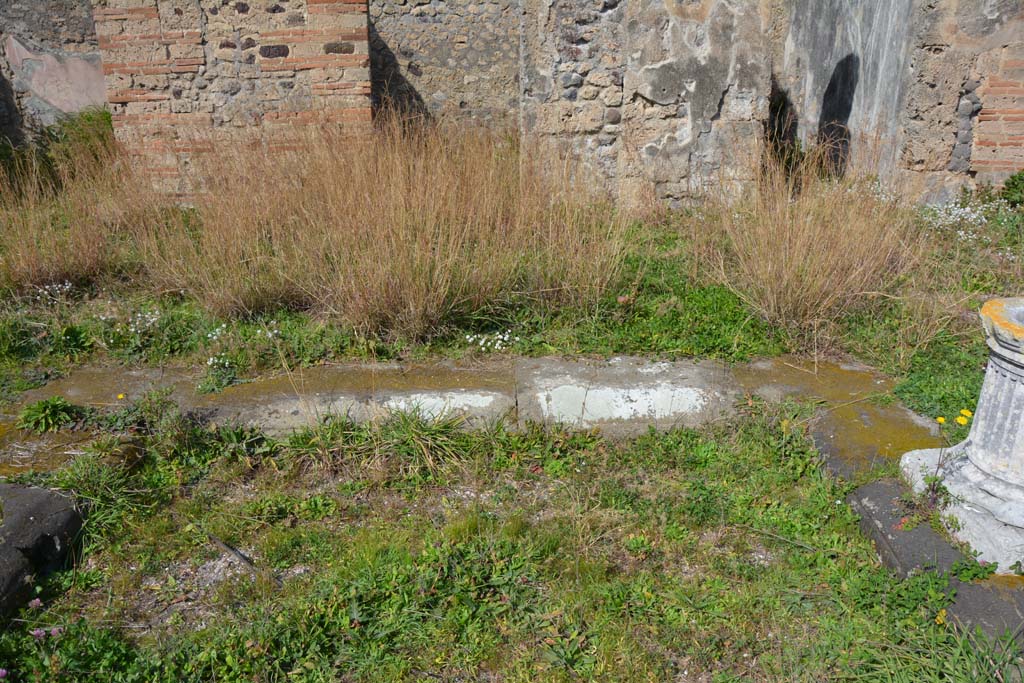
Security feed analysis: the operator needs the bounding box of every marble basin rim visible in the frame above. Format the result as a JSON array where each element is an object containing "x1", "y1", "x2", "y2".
[{"x1": 981, "y1": 297, "x2": 1024, "y2": 358}]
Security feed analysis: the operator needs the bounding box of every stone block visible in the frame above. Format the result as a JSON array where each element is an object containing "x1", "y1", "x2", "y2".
[
  {"x1": 0, "y1": 484, "x2": 82, "y2": 614},
  {"x1": 514, "y1": 356, "x2": 738, "y2": 437}
]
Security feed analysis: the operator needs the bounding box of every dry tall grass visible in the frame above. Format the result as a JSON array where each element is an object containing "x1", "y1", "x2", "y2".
[
  {"x1": 0, "y1": 117, "x2": 151, "y2": 288},
  {"x1": 128, "y1": 116, "x2": 623, "y2": 340},
  {"x1": 693, "y1": 146, "x2": 925, "y2": 345}
]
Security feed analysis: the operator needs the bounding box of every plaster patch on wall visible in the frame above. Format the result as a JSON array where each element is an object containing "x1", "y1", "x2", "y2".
[{"x1": 3, "y1": 36, "x2": 106, "y2": 123}]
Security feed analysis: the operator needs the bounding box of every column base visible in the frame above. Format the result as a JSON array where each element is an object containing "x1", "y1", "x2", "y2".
[{"x1": 902, "y1": 445, "x2": 1024, "y2": 573}]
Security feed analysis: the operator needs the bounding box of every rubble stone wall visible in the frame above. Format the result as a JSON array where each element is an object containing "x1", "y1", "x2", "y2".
[
  {"x1": 4, "y1": 0, "x2": 1023, "y2": 197},
  {"x1": 368, "y1": 0, "x2": 520, "y2": 120}
]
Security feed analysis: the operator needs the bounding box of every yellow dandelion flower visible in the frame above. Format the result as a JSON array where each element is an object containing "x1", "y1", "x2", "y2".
[
  {"x1": 117, "y1": 393, "x2": 126, "y2": 400},
  {"x1": 936, "y1": 417, "x2": 946, "y2": 424},
  {"x1": 960, "y1": 409, "x2": 973, "y2": 418},
  {"x1": 955, "y1": 416, "x2": 969, "y2": 426},
  {"x1": 935, "y1": 608, "x2": 947, "y2": 625}
]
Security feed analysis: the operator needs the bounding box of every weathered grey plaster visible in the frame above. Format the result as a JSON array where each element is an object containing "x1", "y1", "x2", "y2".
[
  {"x1": 779, "y1": 0, "x2": 916, "y2": 175},
  {"x1": 618, "y1": 0, "x2": 770, "y2": 197}
]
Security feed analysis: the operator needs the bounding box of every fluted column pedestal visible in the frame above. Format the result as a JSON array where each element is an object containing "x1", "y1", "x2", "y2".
[{"x1": 902, "y1": 298, "x2": 1024, "y2": 572}]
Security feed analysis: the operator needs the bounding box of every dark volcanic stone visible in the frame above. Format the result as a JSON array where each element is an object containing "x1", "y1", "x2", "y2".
[
  {"x1": 847, "y1": 478, "x2": 1024, "y2": 642},
  {"x1": 0, "y1": 484, "x2": 81, "y2": 614},
  {"x1": 324, "y1": 41, "x2": 355, "y2": 54},
  {"x1": 847, "y1": 479, "x2": 963, "y2": 577},
  {"x1": 259, "y1": 44, "x2": 290, "y2": 59}
]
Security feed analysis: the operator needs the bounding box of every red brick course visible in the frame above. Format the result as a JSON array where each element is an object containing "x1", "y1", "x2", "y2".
[
  {"x1": 972, "y1": 47, "x2": 1024, "y2": 183},
  {"x1": 91, "y1": 0, "x2": 372, "y2": 193}
]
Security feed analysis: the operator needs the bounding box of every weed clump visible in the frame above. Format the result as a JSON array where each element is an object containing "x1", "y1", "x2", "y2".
[
  {"x1": 131, "y1": 116, "x2": 626, "y2": 341},
  {"x1": 694, "y1": 146, "x2": 923, "y2": 346},
  {"x1": 1002, "y1": 168, "x2": 1024, "y2": 208},
  {"x1": 17, "y1": 397, "x2": 84, "y2": 433}
]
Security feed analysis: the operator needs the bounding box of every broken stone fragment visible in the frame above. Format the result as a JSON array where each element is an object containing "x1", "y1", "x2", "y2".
[
  {"x1": 560, "y1": 72, "x2": 583, "y2": 88},
  {"x1": 0, "y1": 484, "x2": 82, "y2": 614}
]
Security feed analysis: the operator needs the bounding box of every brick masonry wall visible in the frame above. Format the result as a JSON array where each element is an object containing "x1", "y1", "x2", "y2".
[
  {"x1": 973, "y1": 43, "x2": 1024, "y2": 184},
  {"x1": 91, "y1": 0, "x2": 372, "y2": 192}
]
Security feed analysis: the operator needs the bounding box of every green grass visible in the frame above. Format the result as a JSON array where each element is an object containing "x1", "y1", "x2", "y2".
[
  {"x1": 501, "y1": 229, "x2": 785, "y2": 361},
  {"x1": 0, "y1": 228, "x2": 784, "y2": 405},
  {"x1": 3, "y1": 400, "x2": 1019, "y2": 681}
]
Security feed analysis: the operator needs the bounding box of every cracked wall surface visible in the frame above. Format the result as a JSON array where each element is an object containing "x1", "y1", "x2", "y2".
[
  {"x1": 0, "y1": 0, "x2": 105, "y2": 143},
  {"x1": 779, "y1": 0, "x2": 916, "y2": 176}
]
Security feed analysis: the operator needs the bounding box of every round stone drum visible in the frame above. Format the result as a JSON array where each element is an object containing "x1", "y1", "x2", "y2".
[{"x1": 901, "y1": 298, "x2": 1024, "y2": 571}]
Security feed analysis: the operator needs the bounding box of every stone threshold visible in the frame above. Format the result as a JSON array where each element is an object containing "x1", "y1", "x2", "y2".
[{"x1": 845, "y1": 477, "x2": 1024, "y2": 642}]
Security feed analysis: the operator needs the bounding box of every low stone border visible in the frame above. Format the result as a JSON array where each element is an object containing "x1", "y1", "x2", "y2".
[
  {"x1": 835, "y1": 464, "x2": 1024, "y2": 641},
  {"x1": 4, "y1": 355, "x2": 1023, "y2": 637}
]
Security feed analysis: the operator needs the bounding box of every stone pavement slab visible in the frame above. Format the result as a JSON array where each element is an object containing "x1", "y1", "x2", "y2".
[
  {"x1": 514, "y1": 356, "x2": 739, "y2": 437},
  {"x1": 847, "y1": 478, "x2": 1024, "y2": 642}
]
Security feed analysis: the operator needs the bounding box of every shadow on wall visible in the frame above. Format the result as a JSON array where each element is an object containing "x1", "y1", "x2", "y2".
[
  {"x1": 0, "y1": 71, "x2": 25, "y2": 146},
  {"x1": 368, "y1": 23, "x2": 427, "y2": 118},
  {"x1": 817, "y1": 53, "x2": 860, "y2": 176},
  {"x1": 767, "y1": 74, "x2": 800, "y2": 169}
]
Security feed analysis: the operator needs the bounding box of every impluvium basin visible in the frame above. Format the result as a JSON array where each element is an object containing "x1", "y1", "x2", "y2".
[{"x1": 902, "y1": 298, "x2": 1024, "y2": 572}]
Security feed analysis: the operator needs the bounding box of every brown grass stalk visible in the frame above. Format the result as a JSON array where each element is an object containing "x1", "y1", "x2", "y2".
[
  {"x1": 693, "y1": 143, "x2": 926, "y2": 346},
  {"x1": 0, "y1": 129, "x2": 149, "y2": 289},
  {"x1": 131, "y1": 115, "x2": 625, "y2": 340},
  {"x1": 1, "y1": 113, "x2": 625, "y2": 342}
]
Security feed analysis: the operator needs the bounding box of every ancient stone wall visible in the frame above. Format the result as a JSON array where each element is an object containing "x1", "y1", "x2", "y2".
[
  {"x1": 778, "y1": 0, "x2": 916, "y2": 176},
  {"x1": 91, "y1": 0, "x2": 372, "y2": 192},
  {"x1": 889, "y1": 0, "x2": 1024, "y2": 195},
  {"x1": 3, "y1": 0, "x2": 1022, "y2": 197},
  {"x1": 519, "y1": 0, "x2": 771, "y2": 201},
  {"x1": 371, "y1": 0, "x2": 771, "y2": 201},
  {"x1": 0, "y1": 0, "x2": 105, "y2": 143},
  {"x1": 368, "y1": 0, "x2": 520, "y2": 120},
  {"x1": 780, "y1": 0, "x2": 1024, "y2": 199}
]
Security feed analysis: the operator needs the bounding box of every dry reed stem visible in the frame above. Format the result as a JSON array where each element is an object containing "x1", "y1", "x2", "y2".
[
  {"x1": 129, "y1": 116, "x2": 626, "y2": 340},
  {"x1": 0, "y1": 136, "x2": 152, "y2": 288},
  {"x1": 694, "y1": 143, "x2": 927, "y2": 346}
]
